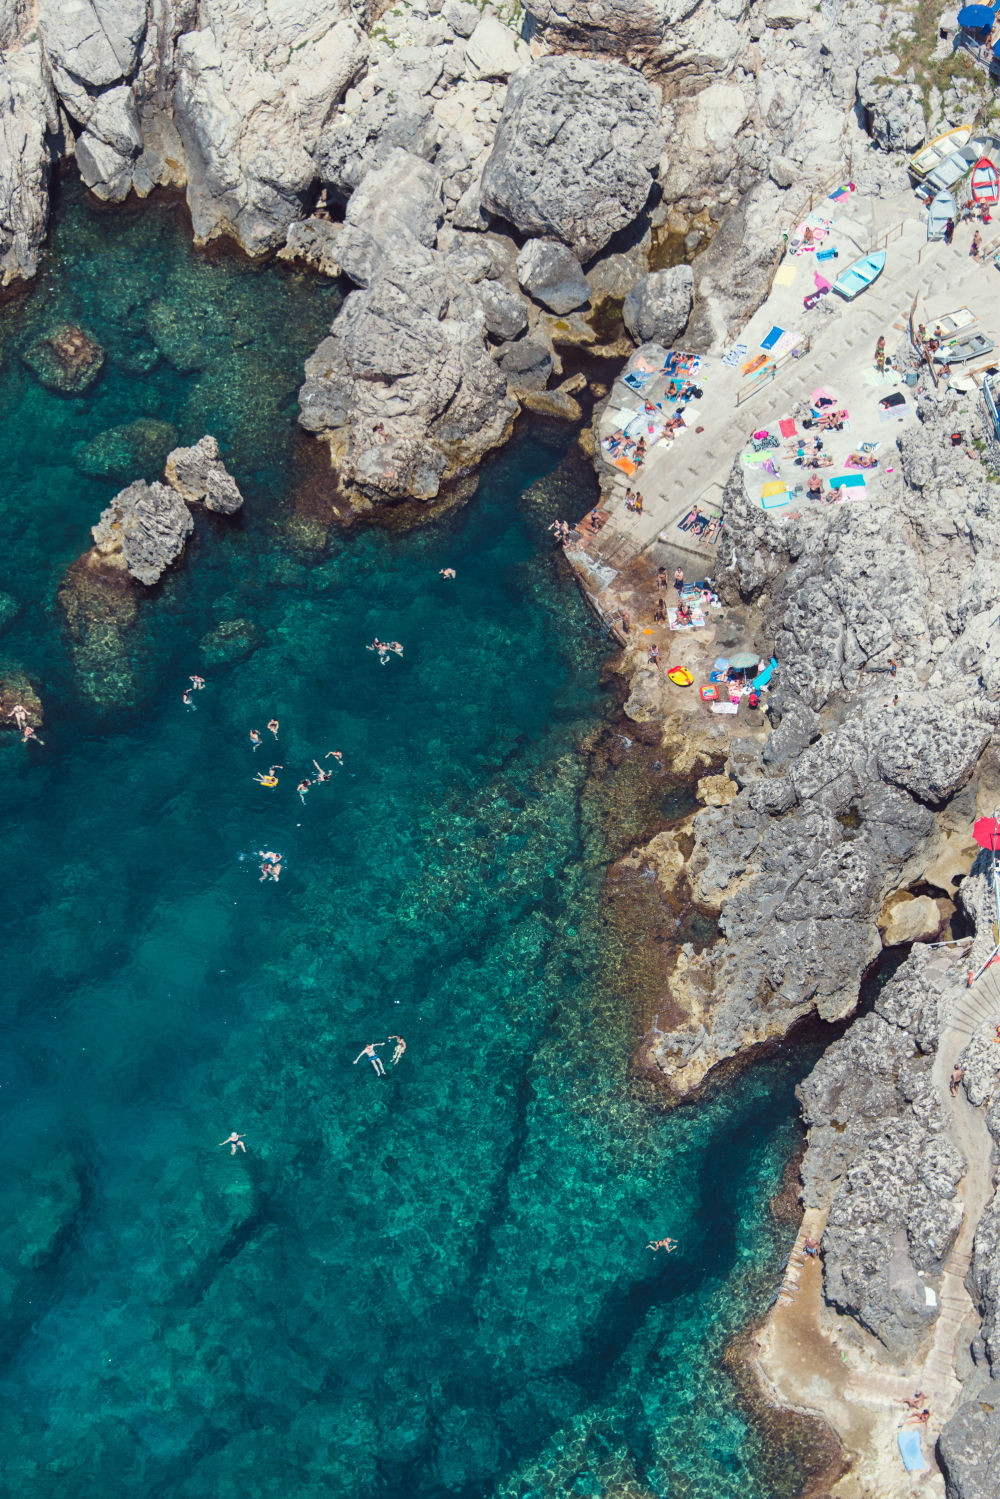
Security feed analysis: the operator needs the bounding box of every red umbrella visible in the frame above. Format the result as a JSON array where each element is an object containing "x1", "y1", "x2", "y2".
[{"x1": 974, "y1": 817, "x2": 1000, "y2": 851}]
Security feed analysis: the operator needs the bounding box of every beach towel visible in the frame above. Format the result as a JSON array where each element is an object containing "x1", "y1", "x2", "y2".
[
  {"x1": 631, "y1": 354, "x2": 658, "y2": 374},
  {"x1": 879, "y1": 407, "x2": 907, "y2": 423},
  {"x1": 622, "y1": 369, "x2": 654, "y2": 392},
  {"x1": 898, "y1": 1430, "x2": 926, "y2": 1473},
  {"x1": 829, "y1": 473, "x2": 866, "y2": 489},
  {"x1": 613, "y1": 457, "x2": 638, "y2": 476},
  {"x1": 721, "y1": 342, "x2": 748, "y2": 368},
  {"x1": 761, "y1": 326, "x2": 784, "y2": 351},
  {"x1": 778, "y1": 418, "x2": 797, "y2": 439},
  {"x1": 773, "y1": 263, "x2": 798, "y2": 287},
  {"x1": 773, "y1": 331, "x2": 802, "y2": 357},
  {"x1": 713, "y1": 658, "x2": 730, "y2": 671},
  {"x1": 762, "y1": 491, "x2": 790, "y2": 510},
  {"x1": 710, "y1": 701, "x2": 739, "y2": 715},
  {"x1": 880, "y1": 391, "x2": 906, "y2": 409},
  {"x1": 668, "y1": 607, "x2": 706, "y2": 630},
  {"x1": 828, "y1": 183, "x2": 856, "y2": 200},
  {"x1": 742, "y1": 452, "x2": 770, "y2": 466},
  {"x1": 811, "y1": 387, "x2": 836, "y2": 406},
  {"x1": 814, "y1": 271, "x2": 832, "y2": 292}
]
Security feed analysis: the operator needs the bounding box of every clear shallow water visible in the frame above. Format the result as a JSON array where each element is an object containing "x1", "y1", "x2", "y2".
[{"x1": 0, "y1": 185, "x2": 821, "y2": 1498}]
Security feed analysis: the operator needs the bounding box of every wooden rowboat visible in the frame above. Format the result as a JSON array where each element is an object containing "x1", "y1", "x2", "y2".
[{"x1": 972, "y1": 157, "x2": 1000, "y2": 204}]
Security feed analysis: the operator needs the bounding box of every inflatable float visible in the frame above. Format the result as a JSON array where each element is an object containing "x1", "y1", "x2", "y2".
[{"x1": 668, "y1": 666, "x2": 694, "y2": 686}]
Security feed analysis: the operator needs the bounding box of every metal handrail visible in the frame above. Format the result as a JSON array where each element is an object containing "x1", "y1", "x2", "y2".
[{"x1": 734, "y1": 335, "x2": 812, "y2": 407}]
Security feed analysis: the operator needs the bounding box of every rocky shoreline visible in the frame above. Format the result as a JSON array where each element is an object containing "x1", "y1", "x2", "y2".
[{"x1": 4, "y1": 0, "x2": 1000, "y2": 1492}]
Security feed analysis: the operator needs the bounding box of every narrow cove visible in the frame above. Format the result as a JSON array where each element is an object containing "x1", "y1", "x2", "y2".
[{"x1": 1, "y1": 183, "x2": 826, "y2": 1498}]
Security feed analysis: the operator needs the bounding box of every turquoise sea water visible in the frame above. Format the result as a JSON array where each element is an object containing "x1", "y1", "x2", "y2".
[{"x1": 0, "y1": 184, "x2": 824, "y2": 1497}]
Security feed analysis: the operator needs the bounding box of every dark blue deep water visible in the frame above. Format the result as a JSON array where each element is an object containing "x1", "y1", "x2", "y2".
[{"x1": 0, "y1": 184, "x2": 822, "y2": 1498}]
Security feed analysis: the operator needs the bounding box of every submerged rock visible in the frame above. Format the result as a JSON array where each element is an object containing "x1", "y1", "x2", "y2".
[
  {"x1": 74, "y1": 418, "x2": 179, "y2": 479},
  {"x1": 0, "y1": 591, "x2": 21, "y2": 632},
  {"x1": 480, "y1": 56, "x2": 663, "y2": 261},
  {"x1": 165, "y1": 434, "x2": 244, "y2": 515},
  {"x1": 91, "y1": 479, "x2": 194, "y2": 585},
  {"x1": 57, "y1": 549, "x2": 139, "y2": 711},
  {"x1": 146, "y1": 300, "x2": 208, "y2": 373},
  {"x1": 199, "y1": 616, "x2": 261, "y2": 666},
  {"x1": 22, "y1": 324, "x2": 105, "y2": 392}
]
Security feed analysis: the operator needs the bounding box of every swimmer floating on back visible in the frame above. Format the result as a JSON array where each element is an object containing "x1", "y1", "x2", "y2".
[
  {"x1": 218, "y1": 1132, "x2": 246, "y2": 1155},
  {"x1": 647, "y1": 1238, "x2": 677, "y2": 1253},
  {"x1": 267, "y1": 718, "x2": 279, "y2": 739},
  {"x1": 354, "y1": 1042, "x2": 386, "y2": 1076},
  {"x1": 387, "y1": 1035, "x2": 406, "y2": 1067}
]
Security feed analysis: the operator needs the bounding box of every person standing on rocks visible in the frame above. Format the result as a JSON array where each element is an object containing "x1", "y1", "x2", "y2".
[{"x1": 673, "y1": 567, "x2": 684, "y2": 598}]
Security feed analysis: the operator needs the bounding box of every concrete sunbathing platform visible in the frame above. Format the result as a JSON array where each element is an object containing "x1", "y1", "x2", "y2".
[{"x1": 571, "y1": 180, "x2": 1000, "y2": 620}]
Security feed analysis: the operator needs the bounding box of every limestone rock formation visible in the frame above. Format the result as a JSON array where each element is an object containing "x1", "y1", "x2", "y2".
[
  {"x1": 798, "y1": 953, "x2": 965, "y2": 1358},
  {"x1": 165, "y1": 435, "x2": 244, "y2": 515},
  {"x1": 464, "y1": 15, "x2": 529, "y2": 80},
  {"x1": 479, "y1": 57, "x2": 663, "y2": 261},
  {"x1": 173, "y1": 0, "x2": 368, "y2": 252},
  {"x1": 642, "y1": 397, "x2": 998, "y2": 1097},
  {"x1": 91, "y1": 479, "x2": 194, "y2": 585},
  {"x1": 522, "y1": 0, "x2": 669, "y2": 62},
  {"x1": 515, "y1": 239, "x2": 590, "y2": 315},
  {"x1": 475, "y1": 279, "x2": 529, "y2": 341},
  {"x1": 277, "y1": 216, "x2": 342, "y2": 278},
  {"x1": 297, "y1": 245, "x2": 517, "y2": 505},
  {"x1": 939, "y1": 1387, "x2": 1000, "y2": 1499},
  {"x1": 336, "y1": 148, "x2": 444, "y2": 288},
  {"x1": 0, "y1": 47, "x2": 56, "y2": 282},
  {"x1": 622, "y1": 266, "x2": 694, "y2": 346}
]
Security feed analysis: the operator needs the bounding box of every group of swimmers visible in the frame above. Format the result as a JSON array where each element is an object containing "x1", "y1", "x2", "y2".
[
  {"x1": 353, "y1": 1035, "x2": 406, "y2": 1075},
  {"x1": 367, "y1": 638, "x2": 404, "y2": 667}
]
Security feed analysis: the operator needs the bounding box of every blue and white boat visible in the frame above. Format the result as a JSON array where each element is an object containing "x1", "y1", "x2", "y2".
[{"x1": 832, "y1": 250, "x2": 886, "y2": 300}]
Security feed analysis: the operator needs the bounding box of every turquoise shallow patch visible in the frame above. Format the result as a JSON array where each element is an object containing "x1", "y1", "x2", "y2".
[{"x1": 0, "y1": 184, "x2": 821, "y2": 1498}]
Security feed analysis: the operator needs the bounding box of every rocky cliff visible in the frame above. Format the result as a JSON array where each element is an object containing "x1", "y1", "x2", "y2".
[{"x1": 0, "y1": 0, "x2": 952, "y2": 504}]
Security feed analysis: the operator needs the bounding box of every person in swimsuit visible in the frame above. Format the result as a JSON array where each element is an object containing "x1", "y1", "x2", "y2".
[
  {"x1": 439, "y1": 568, "x2": 456, "y2": 578},
  {"x1": 267, "y1": 718, "x2": 279, "y2": 739},
  {"x1": 219, "y1": 1132, "x2": 246, "y2": 1155},
  {"x1": 648, "y1": 643, "x2": 661, "y2": 669},
  {"x1": 387, "y1": 1035, "x2": 406, "y2": 1067},
  {"x1": 249, "y1": 729, "x2": 261, "y2": 750},
  {"x1": 190, "y1": 675, "x2": 206, "y2": 690},
  {"x1": 647, "y1": 1238, "x2": 677, "y2": 1252},
  {"x1": 312, "y1": 759, "x2": 333, "y2": 783},
  {"x1": 253, "y1": 765, "x2": 282, "y2": 787},
  {"x1": 8, "y1": 703, "x2": 27, "y2": 729},
  {"x1": 21, "y1": 724, "x2": 42, "y2": 744},
  {"x1": 354, "y1": 1042, "x2": 386, "y2": 1076},
  {"x1": 325, "y1": 750, "x2": 344, "y2": 766},
  {"x1": 654, "y1": 598, "x2": 666, "y2": 622},
  {"x1": 182, "y1": 690, "x2": 194, "y2": 707},
  {"x1": 296, "y1": 778, "x2": 311, "y2": 804}
]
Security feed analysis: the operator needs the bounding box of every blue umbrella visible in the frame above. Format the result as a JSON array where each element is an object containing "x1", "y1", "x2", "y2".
[{"x1": 959, "y1": 3, "x2": 995, "y2": 27}]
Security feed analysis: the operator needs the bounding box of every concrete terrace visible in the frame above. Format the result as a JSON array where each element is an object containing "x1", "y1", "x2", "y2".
[{"x1": 568, "y1": 177, "x2": 1000, "y2": 622}]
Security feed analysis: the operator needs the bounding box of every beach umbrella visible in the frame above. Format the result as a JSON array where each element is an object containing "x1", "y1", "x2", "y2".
[
  {"x1": 959, "y1": 3, "x2": 995, "y2": 27},
  {"x1": 973, "y1": 816, "x2": 1000, "y2": 852},
  {"x1": 730, "y1": 651, "x2": 759, "y2": 669}
]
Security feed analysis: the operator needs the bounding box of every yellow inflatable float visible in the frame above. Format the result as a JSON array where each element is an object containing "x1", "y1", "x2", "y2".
[{"x1": 667, "y1": 666, "x2": 694, "y2": 686}]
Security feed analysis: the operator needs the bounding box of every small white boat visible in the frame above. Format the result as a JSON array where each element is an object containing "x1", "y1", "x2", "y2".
[
  {"x1": 909, "y1": 125, "x2": 973, "y2": 179},
  {"x1": 927, "y1": 306, "x2": 977, "y2": 337},
  {"x1": 832, "y1": 250, "x2": 886, "y2": 300},
  {"x1": 926, "y1": 190, "x2": 957, "y2": 240}
]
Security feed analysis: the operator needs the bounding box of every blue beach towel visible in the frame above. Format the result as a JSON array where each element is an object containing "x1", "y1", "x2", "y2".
[
  {"x1": 761, "y1": 326, "x2": 784, "y2": 351},
  {"x1": 898, "y1": 1429, "x2": 926, "y2": 1472},
  {"x1": 829, "y1": 473, "x2": 866, "y2": 489},
  {"x1": 623, "y1": 370, "x2": 653, "y2": 392}
]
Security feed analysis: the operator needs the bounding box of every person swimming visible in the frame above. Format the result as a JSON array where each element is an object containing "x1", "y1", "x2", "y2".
[
  {"x1": 249, "y1": 729, "x2": 261, "y2": 750},
  {"x1": 253, "y1": 765, "x2": 282, "y2": 787}
]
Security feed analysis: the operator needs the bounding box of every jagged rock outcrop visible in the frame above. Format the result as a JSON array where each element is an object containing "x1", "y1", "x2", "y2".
[
  {"x1": 622, "y1": 266, "x2": 693, "y2": 345},
  {"x1": 173, "y1": 0, "x2": 367, "y2": 251},
  {"x1": 0, "y1": 45, "x2": 57, "y2": 282},
  {"x1": 297, "y1": 244, "x2": 517, "y2": 505},
  {"x1": 165, "y1": 435, "x2": 244, "y2": 515},
  {"x1": 479, "y1": 56, "x2": 663, "y2": 261},
  {"x1": 91, "y1": 479, "x2": 194, "y2": 585},
  {"x1": 336, "y1": 148, "x2": 443, "y2": 288},
  {"x1": 939, "y1": 1387, "x2": 1000, "y2": 1499},
  {"x1": 642, "y1": 399, "x2": 999, "y2": 1096},
  {"x1": 515, "y1": 239, "x2": 590, "y2": 315},
  {"x1": 798, "y1": 953, "x2": 965, "y2": 1358}
]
